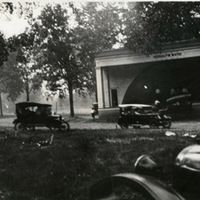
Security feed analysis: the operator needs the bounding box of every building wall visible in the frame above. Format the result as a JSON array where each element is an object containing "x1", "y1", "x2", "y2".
[
  {"x1": 108, "y1": 64, "x2": 149, "y2": 106},
  {"x1": 95, "y1": 40, "x2": 200, "y2": 120}
]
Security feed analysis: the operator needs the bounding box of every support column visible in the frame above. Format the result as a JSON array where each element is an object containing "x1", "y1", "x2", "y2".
[
  {"x1": 96, "y1": 68, "x2": 104, "y2": 108},
  {"x1": 102, "y1": 68, "x2": 110, "y2": 108}
]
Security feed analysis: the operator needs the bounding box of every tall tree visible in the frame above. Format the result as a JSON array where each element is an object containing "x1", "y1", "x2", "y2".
[
  {"x1": 32, "y1": 4, "x2": 81, "y2": 116},
  {"x1": 0, "y1": 52, "x2": 24, "y2": 115},
  {"x1": 124, "y1": 2, "x2": 200, "y2": 54},
  {"x1": 0, "y1": 33, "x2": 8, "y2": 67},
  {"x1": 0, "y1": 32, "x2": 8, "y2": 115},
  {"x1": 71, "y1": 2, "x2": 123, "y2": 93},
  {"x1": 8, "y1": 32, "x2": 43, "y2": 101},
  {"x1": 32, "y1": 3, "x2": 122, "y2": 116}
]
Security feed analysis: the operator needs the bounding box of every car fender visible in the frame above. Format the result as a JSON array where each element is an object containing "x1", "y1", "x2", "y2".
[
  {"x1": 13, "y1": 119, "x2": 20, "y2": 124},
  {"x1": 90, "y1": 173, "x2": 185, "y2": 200}
]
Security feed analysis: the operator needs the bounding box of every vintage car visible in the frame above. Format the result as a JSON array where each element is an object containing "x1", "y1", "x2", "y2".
[
  {"x1": 90, "y1": 144, "x2": 200, "y2": 200},
  {"x1": 165, "y1": 93, "x2": 192, "y2": 114},
  {"x1": 118, "y1": 104, "x2": 171, "y2": 129},
  {"x1": 13, "y1": 102, "x2": 70, "y2": 132}
]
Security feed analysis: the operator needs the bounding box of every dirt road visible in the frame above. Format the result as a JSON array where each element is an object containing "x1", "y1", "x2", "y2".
[{"x1": 1, "y1": 115, "x2": 200, "y2": 133}]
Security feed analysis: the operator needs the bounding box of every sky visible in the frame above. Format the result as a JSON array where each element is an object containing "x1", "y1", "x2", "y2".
[
  {"x1": 0, "y1": 2, "x2": 44, "y2": 38},
  {"x1": 0, "y1": 16, "x2": 29, "y2": 38},
  {"x1": 0, "y1": 2, "x2": 78, "y2": 38}
]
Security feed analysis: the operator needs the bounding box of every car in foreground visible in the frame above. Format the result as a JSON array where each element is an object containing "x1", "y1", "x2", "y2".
[
  {"x1": 13, "y1": 102, "x2": 70, "y2": 132},
  {"x1": 118, "y1": 104, "x2": 171, "y2": 129},
  {"x1": 90, "y1": 143, "x2": 200, "y2": 200}
]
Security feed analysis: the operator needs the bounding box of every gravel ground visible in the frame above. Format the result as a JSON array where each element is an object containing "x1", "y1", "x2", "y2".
[{"x1": 1, "y1": 114, "x2": 200, "y2": 132}]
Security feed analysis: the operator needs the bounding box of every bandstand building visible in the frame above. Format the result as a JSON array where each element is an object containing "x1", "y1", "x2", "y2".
[{"x1": 95, "y1": 40, "x2": 200, "y2": 120}]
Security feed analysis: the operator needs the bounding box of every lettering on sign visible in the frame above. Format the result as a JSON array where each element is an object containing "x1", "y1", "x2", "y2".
[{"x1": 153, "y1": 52, "x2": 183, "y2": 59}]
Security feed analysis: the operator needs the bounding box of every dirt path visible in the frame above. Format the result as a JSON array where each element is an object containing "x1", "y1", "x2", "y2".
[{"x1": 1, "y1": 115, "x2": 200, "y2": 132}]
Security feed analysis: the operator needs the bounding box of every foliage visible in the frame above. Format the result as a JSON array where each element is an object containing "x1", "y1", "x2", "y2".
[
  {"x1": 0, "y1": 33, "x2": 8, "y2": 67},
  {"x1": 0, "y1": 52, "x2": 23, "y2": 101},
  {"x1": 32, "y1": 3, "x2": 121, "y2": 116},
  {"x1": 0, "y1": 2, "x2": 13, "y2": 14},
  {"x1": 71, "y1": 2, "x2": 123, "y2": 94},
  {"x1": 8, "y1": 32, "x2": 43, "y2": 101},
  {"x1": 124, "y1": 2, "x2": 200, "y2": 54}
]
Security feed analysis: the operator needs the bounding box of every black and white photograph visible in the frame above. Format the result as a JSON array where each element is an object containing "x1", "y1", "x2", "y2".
[{"x1": 0, "y1": 1, "x2": 200, "y2": 200}]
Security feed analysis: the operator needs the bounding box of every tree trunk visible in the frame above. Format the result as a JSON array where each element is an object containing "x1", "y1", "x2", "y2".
[
  {"x1": 25, "y1": 81, "x2": 30, "y2": 101},
  {"x1": 68, "y1": 81, "x2": 74, "y2": 117},
  {"x1": 0, "y1": 93, "x2": 3, "y2": 116},
  {"x1": 26, "y1": 92, "x2": 30, "y2": 102}
]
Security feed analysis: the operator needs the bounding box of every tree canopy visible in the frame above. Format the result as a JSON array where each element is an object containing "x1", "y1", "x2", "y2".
[
  {"x1": 0, "y1": 52, "x2": 24, "y2": 101},
  {"x1": 2, "y1": 2, "x2": 200, "y2": 115},
  {"x1": 8, "y1": 32, "x2": 43, "y2": 101},
  {"x1": 31, "y1": 3, "x2": 121, "y2": 116},
  {"x1": 0, "y1": 33, "x2": 8, "y2": 67},
  {"x1": 124, "y1": 2, "x2": 200, "y2": 54}
]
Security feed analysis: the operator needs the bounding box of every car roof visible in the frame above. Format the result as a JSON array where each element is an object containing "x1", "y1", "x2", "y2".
[
  {"x1": 119, "y1": 104, "x2": 153, "y2": 108},
  {"x1": 16, "y1": 102, "x2": 52, "y2": 107},
  {"x1": 175, "y1": 144, "x2": 200, "y2": 172},
  {"x1": 166, "y1": 94, "x2": 191, "y2": 102}
]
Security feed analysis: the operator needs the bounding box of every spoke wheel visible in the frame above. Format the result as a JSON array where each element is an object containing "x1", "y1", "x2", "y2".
[
  {"x1": 162, "y1": 120, "x2": 171, "y2": 128},
  {"x1": 14, "y1": 122, "x2": 25, "y2": 131},
  {"x1": 150, "y1": 121, "x2": 159, "y2": 129},
  {"x1": 120, "y1": 123, "x2": 128, "y2": 129},
  {"x1": 26, "y1": 125, "x2": 35, "y2": 131},
  {"x1": 133, "y1": 125, "x2": 141, "y2": 129},
  {"x1": 59, "y1": 121, "x2": 70, "y2": 132}
]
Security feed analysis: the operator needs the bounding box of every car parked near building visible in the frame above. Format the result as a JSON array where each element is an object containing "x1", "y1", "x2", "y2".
[
  {"x1": 90, "y1": 143, "x2": 200, "y2": 200},
  {"x1": 118, "y1": 104, "x2": 171, "y2": 129}
]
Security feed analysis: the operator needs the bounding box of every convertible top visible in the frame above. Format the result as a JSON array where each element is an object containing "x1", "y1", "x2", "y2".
[
  {"x1": 166, "y1": 94, "x2": 191, "y2": 103},
  {"x1": 119, "y1": 104, "x2": 152, "y2": 108},
  {"x1": 16, "y1": 102, "x2": 52, "y2": 107}
]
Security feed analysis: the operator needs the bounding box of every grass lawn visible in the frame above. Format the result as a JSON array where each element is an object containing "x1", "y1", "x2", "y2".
[{"x1": 0, "y1": 128, "x2": 196, "y2": 200}]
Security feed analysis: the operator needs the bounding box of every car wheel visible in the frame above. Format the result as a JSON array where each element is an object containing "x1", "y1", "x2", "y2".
[
  {"x1": 133, "y1": 125, "x2": 141, "y2": 129},
  {"x1": 59, "y1": 121, "x2": 70, "y2": 132},
  {"x1": 150, "y1": 121, "x2": 159, "y2": 129},
  {"x1": 26, "y1": 125, "x2": 35, "y2": 131},
  {"x1": 162, "y1": 120, "x2": 171, "y2": 128},
  {"x1": 120, "y1": 123, "x2": 128, "y2": 129},
  {"x1": 14, "y1": 122, "x2": 25, "y2": 131}
]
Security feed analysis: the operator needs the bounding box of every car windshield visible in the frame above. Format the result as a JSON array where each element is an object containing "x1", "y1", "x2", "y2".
[{"x1": 16, "y1": 104, "x2": 52, "y2": 117}]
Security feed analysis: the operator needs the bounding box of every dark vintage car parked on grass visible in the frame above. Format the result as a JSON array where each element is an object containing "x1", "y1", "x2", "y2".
[
  {"x1": 90, "y1": 144, "x2": 200, "y2": 200},
  {"x1": 13, "y1": 102, "x2": 70, "y2": 132},
  {"x1": 118, "y1": 104, "x2": 171, "y2": 129}
]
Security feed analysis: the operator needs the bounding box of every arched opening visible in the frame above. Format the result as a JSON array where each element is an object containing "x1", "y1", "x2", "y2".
[{"x1": 122, "y1": 57, "x2": 200, "y2": 105}]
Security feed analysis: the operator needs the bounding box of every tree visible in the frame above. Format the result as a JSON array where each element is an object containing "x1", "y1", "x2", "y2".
[
  {"x1": 124, "y1": 2, "x2": 200, "y2": 54},
  {"x1": 32, "y1": 3, "x2": 122, "y2": 116},
  {"x1": 71, "y1": 2, "x2": 123, "y2": 93},
  {"x1": 0, "y1": 52, "x2": 24, "y2": 115},
  {"x1": 32, "y1": 4, "x2": 80, "y2": 117},
  {"x1": 8, "y1": 32, "x2": 43, "y2": 101},
  {"x1": 0, "y1": 33, "x2": 8, "y2": 67},
  {"x1": 0, "y1": 32, "x2": 8, "y2": 115}
]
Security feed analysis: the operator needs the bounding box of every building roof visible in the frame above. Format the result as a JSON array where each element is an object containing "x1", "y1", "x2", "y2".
[
  {"x1": 95, "y1": 39, "x2": 200, "y2": 68},
  {"x1": 96, "y1": 39, "x2": 200, "y2": 58}
]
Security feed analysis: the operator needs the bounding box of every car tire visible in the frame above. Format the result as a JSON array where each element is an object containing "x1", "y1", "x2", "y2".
[
  {"x1": 59, "y1": 121, "x2": 70, "y2": 132},
  {"x1": 150, "y1": 120, "x2": 159, "y2": 129},
  {"x1": 26, "y1": 125, "x2": 35, "y2": 131},
  {"x1": 120, "y1": 123, "x2": 128, "y2": 129},
  {"x1": 14, "y1": 122, "x2": 25, "y2": 131},
  {"x1": 133, "y1": 125, "x2": 141, "y2": 129},
  {"x1": 162, "y1": 120, "x2": 171, "y2": 128}
]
